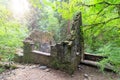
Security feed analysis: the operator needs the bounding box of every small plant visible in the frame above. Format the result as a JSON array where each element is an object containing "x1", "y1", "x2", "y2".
[
  {"x1": 0, "y1": 68, "x2": 5, "y2": 73},
  {"x1": 98, "y1": 43, "x2": 120, "y2": 73}
]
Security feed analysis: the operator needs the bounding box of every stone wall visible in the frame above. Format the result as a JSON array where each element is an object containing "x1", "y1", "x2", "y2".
[
  {"x1": 25, "y1": 30, "x2": 55, "y2": 53},
  {"x1": 50, "y1": 12, "x2": 84, "y2": 74},
  {"x1": 22, "y1": 12, "x2": 84, "y2": 74}
]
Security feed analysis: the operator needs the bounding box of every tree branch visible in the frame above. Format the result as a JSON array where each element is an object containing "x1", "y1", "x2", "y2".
[
  {"x1": 83, "y1": 16, "x2": 120, "y2": 27},
  {"x1": 92, "y1": 5, "x2": 109, "y2": 23},
  {"x1": 80, "y1": 1, "x2": 120, "y2": 7}
]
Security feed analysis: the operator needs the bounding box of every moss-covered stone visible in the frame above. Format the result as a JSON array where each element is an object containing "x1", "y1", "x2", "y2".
[
  {"x1": 22, "y1": 12, "x2": 84, "y2": 75},
  {"x1": 50, "y1": 12, "x2": 84, "y2": 74},
  {"x1": 50, "y1": 57, "x2": 75, "y2": 75},
  {"x1": 22, "y1": 41, "x2": 34, "y2": 63}
]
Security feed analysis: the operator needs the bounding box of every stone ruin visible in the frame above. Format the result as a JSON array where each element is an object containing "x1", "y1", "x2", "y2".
[
  {"x1": 22, "y1": 12, "x2": 84, "y2": 74},
  {"x1": 25, "y1": 30, "x2": 55, "y2": 53}
]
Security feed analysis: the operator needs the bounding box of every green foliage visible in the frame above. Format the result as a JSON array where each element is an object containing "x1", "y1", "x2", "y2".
[
  {"x1": 0, "y1": 68, "x2": 5, "y2": 73},
  {"x1": 0, "y1": 3, "x2": 27, "y2": 65},
  {"x1": 98, "y1": 43, "x2": 120, "y2": 73},
  {"x1": 26, "y1": 0, "x2": 65, "y2": 43},
  {"x1": 29, "y1": 0, "x2": 42, "y2": 8}
]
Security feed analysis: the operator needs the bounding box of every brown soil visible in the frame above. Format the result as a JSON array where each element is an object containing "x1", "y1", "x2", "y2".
[{"x1": 0, "y1": 64, "x2": 119, "y2": 80}]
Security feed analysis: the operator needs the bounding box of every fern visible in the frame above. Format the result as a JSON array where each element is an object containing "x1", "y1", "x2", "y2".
[{"x1": 98, "y1": 43, "x2": 120, "y2": 73}]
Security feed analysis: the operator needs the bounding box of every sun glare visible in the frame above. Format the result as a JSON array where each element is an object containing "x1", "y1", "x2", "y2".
[{"x1": 10, "y1": 0, "x2": 30, "y2": 19}]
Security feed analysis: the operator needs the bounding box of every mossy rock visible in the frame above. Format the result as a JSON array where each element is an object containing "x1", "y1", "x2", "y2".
[{"x1": 51, "y1": 58, "x2": 75, "y2": 75}]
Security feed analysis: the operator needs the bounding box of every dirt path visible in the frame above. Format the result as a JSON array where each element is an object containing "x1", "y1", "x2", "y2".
[{"x1": 0, "y1": 64, "x2": 119, "y2": 80}]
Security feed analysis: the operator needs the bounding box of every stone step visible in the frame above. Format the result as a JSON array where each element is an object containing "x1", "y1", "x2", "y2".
[{"x1": 32, "y1": 50, "x2": 51, "y2": 56}]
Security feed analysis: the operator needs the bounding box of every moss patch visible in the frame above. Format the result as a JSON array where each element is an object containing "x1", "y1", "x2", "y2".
[{"x1": 51, "y1": 58, "x2": 75, "y2": 75}]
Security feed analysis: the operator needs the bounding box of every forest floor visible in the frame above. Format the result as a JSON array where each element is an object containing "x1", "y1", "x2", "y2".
[{"x1": 0, "y1": 64, "x2": 119, "y2": 80}]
